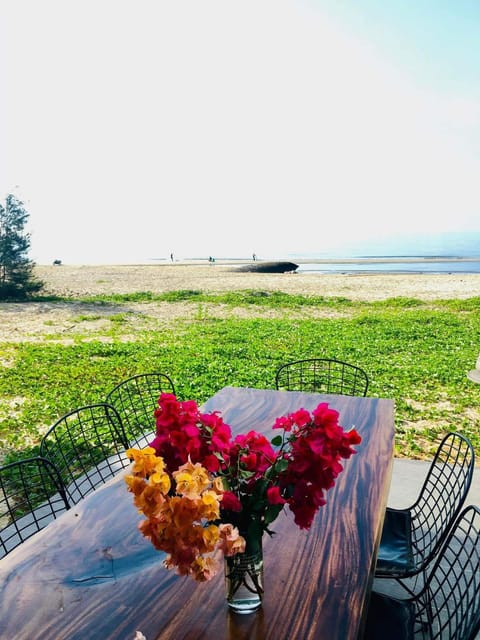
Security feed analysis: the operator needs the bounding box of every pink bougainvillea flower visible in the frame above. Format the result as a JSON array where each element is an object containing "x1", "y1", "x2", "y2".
[
  {"x1": 220, "y1": 491, "x2": 242, "y2": 512},
  {"x1": 126, "y1": 394, "x2": 361, "y2": 582},
  {"x1": 267, "y1": 485, "x2": 287, "y2": 505},
  {"x1": 231, "y1": 430, "x2": 277, "y2": 476}
]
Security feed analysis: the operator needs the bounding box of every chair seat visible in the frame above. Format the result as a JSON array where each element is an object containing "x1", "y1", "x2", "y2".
[
  {"x1": 375, "y1": 508, "x2": 415, "y2": 575},
  {"x1": 364, "y1": 592, "x2": 415, "y2": 640}
]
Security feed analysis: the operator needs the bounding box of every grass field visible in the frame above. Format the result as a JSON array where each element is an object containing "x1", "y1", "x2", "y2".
[{"x1": 1, "y1": 287, "x2": 479, "y2": 465}]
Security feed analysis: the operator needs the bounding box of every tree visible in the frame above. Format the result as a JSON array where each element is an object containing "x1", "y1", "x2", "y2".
[{"x1": 0, "y1": 194, "x2": 43, "y2": 300}]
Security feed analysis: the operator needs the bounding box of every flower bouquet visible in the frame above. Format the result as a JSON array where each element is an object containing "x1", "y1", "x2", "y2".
[{"x1": 125, "y1": 393, "x2": 361, "y2": 611}]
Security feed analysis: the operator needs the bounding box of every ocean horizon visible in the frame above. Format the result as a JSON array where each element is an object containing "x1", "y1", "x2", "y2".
[
  {"x1": 294, "y1": 259, "x2": 480, "y2": 275},
  {"x1": 283, "y1": 230, "x2": 480, "y2": 274},
  {"x1": 35, "y1": 230, "x2": 480, "y2": 273}
]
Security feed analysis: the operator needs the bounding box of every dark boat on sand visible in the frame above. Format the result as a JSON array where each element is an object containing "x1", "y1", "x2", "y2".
[{"x1": 235, "y1": 261, "x2": 299, "y2": 273}]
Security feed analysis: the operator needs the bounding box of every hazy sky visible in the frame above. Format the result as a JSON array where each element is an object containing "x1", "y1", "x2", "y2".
[{"x1": 1, "y1": 1, "x2": 480, "y2": 264}]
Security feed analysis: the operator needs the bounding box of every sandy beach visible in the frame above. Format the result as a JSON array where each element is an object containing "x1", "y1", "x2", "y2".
[
  {"x1": 33, "y1": 262, "x2": 480, "y2": 301},
  {"x1": 0, "y1": 262, "x2": 479, "y2": 343}
]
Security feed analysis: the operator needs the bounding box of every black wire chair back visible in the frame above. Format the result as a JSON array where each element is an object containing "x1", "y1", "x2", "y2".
[
  {"x1": 365, "y1": 505, "x2": 480, "y2": 640},
  {"x1": 275, "y1": 358, "x2": 369, "y2": 396},
  {"x1": 0, "y1": 456, "x2": 70, "y2": 558},
  {"x1": 105, "y1": 372, "x2": 176, "y2": 447},
  {"x1": 40, "y1": 403, "x2": 129, "y2": 504},
  {"x1": 375, "y1": 432, "x2": 475, "y2": 592}
]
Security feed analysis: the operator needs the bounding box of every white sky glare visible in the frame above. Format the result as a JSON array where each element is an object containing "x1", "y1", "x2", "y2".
[{"x1": 1, "y1": 1, "x2": 480, "y2": 264}]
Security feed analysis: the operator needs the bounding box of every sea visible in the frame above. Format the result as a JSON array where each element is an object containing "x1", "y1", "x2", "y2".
[
  {"x1": 286, "y1": 231, "x2": 480, "y2": 275},
  {"x1": 145, "y1": 231, "x2": 480, "y2": 274},
  {"x1": 294, "y1": 259, "x2": 480, "y2": 275}
]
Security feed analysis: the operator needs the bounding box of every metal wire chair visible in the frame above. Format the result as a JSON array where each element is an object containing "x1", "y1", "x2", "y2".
[
  {"x1": 365, "y1": 504, "x2": 480, "y2": 640},
  {"x1": 0, "y1": 456, "x2": 70, "y2": 558},
  {"x1": 40, "y1": 403, "x2": 130, "y2": 504},
  {"x1": 105, "y1": 372, "x2": 176, "y2": 447},
  {"x1": 375, "y1": 432, "x2": 475, "y2": 595},
  {"x1": 275, "y1": 358, "x2": 369, "y2": 396}
]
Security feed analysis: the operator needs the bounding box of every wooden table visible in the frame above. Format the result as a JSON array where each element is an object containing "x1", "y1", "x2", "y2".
[{"x1": 0, "y1": 387, "x2": 395, "y2": 640}]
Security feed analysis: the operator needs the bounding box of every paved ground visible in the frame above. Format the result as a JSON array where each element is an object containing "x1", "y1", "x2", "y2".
[{"x1": 388, "y1": 457, "x2": 480, "y2": 508}]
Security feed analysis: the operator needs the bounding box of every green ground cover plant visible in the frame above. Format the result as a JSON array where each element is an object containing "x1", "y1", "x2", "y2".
[{"x1": 0, "y1": 291, "x2": 479, "y2": 465}]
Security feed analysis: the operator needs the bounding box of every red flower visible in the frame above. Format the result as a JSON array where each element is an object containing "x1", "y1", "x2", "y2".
[
  {"x1": 272, "y1": 402, "x2": 362, "y2": 530},
  {"x1": 272, "y1": 415, "x2": 296, "y2": 432},
  {"x1": 267, "y1": 486, "x2": 287, "y2": 505},
  {"x1": 202, "y1": 454, "x2": 221, "y2": 473},
  {"x1": 221, "y1": 491, "x2": 242, "y2": 512},
  {"x1": 240, "y1": 452, "x2": 260, "y2": 471},
  {"x1": 150, "y1": 394, "x2": 232, "y2": 474},
  {"x1": 231, "y1": 431, "x2": 277, "y2": 476},
  {"x1": 146, "y1": 394, "x2": 361, "y2": 540},
  {"x1": 290, "y1": 501, "x2": 317, "y2": 530}
]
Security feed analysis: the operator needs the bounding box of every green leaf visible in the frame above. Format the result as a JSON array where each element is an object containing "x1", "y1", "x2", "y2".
[
  {"x1": 274, "y1": 458, "x2": 289, "y2": 473},
  {"x1": 264, "y1": 504, "x2": 284, "y2": 525}
]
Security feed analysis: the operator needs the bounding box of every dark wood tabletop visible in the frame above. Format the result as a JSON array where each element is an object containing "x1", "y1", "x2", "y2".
[{"x1": 0, "y1": 387, "x2": 394, "y2": 640}]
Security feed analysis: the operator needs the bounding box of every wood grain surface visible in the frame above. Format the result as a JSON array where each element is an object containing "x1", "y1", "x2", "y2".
[{"x1": 0, "y1": 387, "x2": 394, "y2": 640}]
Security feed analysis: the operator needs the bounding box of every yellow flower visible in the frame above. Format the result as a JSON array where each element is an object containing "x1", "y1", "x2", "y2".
[
  {"x1": 199, "y1": 490, "x2": 221, "y2": 521},
  {"x1": 173, "y1": 471, "x2": 199, "y2": 499},
  {"x1": 149, "y1": 469, "x2": 171, "y2": 494},
  {"x1": 173, "y1": 460, "x2": 211, "y2": 499},
  {"x1": 212, "y1": 476, "x2": 225, "y2": 494},
  {"x1": 200, "y1": 523, "x2": 220, "y2": 551},
  {"x1": 127, "y1": 447, "x2": 165, "y2": 478}
]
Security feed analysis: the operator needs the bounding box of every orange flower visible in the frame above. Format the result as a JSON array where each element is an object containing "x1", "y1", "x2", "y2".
[
  {"x1": 149, "y1": 468, "x2": 171, "y2": 495},
  {"x1": 191, "y1": 555, "x2": 219, "y2": 582},
  {"x1": 199, "y1": 523, "x2": 220, "y2": 551},
  {"x1": 125, "y1": 474, "x2": 147, "y2": 497},
  {"x1": 173, "y1": 460, "x2": 211, "y2": 499},
  {"x1": 127, "y1": 446, "x2": 164, "y2": 478},
  {"x1": 127, "y1": 448, "x2": 247, "y2": 581},
  {"x1": 135, "y1": 484, "x2": 166, "y2": 518},
  {"x1": 198, "y1": 490, "x2": 221, "y2": 521},
  {"x1": 218, "y1": 523, "x2": 246, "y2": 557}
]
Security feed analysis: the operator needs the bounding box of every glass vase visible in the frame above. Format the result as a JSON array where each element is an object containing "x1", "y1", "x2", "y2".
[{"x1": 225, "y1": 529, "x2": 264, "y2": 614}]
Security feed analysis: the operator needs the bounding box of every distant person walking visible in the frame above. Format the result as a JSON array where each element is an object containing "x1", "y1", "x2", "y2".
[
  {"x1": 252, "y1": 253, "x2": 257, "y2": 261},
  {"x1": 170, "y1": 253, "x2": 174, "y2": 262}
]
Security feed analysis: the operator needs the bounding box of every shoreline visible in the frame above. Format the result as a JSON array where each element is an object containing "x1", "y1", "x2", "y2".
[
  {"x1": 31, "y1": 263, "x2": 480, "y2": 302},
  {"x1": 36, "y1": 256, "x2": 480, "y2": 266}
]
